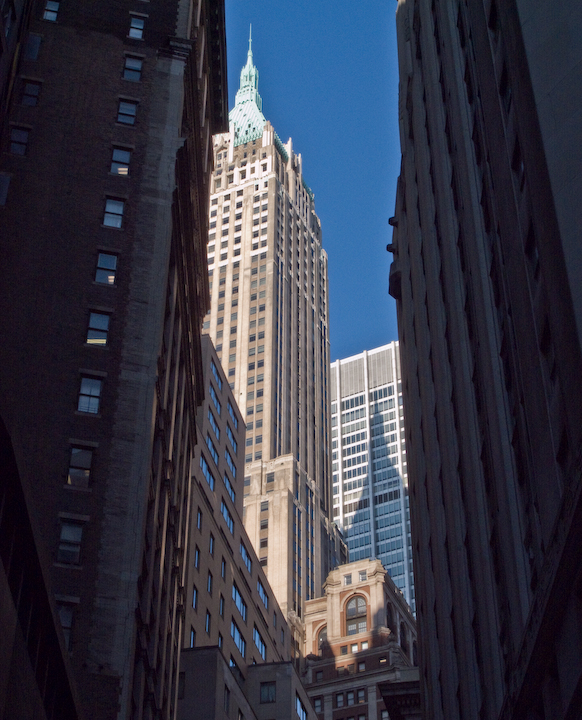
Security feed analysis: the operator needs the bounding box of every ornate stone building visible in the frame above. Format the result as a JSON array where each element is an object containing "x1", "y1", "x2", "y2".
[{"x1": 302, "y1": 559, "x2": 419, "y2": 720}]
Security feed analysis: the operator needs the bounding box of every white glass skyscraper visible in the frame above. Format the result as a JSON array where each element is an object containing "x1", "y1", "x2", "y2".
[{"x1": 331, "y1": 342, "x2": 414, "y2": 611}]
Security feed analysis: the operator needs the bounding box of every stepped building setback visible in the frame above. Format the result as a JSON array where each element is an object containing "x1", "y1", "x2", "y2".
[
  {"x1": 203, "y1": 32, "x2": 346, "y2": 654},
  {"x1": 390, "y1": 1, "x2": 582, "y2": 719}
]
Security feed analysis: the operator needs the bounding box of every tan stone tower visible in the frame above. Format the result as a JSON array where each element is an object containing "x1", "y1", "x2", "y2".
[{"x1": 202, "y1": 32, "x2": 346, "y2": 658}]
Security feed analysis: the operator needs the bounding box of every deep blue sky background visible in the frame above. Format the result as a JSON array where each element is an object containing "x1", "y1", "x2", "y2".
[{"x1": 224, "y1": 0, "x2": 401, "y2": 362}]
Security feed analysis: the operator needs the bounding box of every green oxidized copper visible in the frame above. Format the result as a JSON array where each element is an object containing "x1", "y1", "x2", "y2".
[{"x1": 229, "y1": 25, "x2": 267, "y2": 147}]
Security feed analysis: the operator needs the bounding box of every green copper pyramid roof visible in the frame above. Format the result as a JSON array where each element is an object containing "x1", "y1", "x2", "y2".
[{"x1": 229, "y1": 26, "x2": 267, "y2": 147}]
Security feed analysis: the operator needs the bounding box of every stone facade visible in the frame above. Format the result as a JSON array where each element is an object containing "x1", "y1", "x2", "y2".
[
  {"x1": 302, "y1": 559, "x2": 419, "y2": 720},
  {"x1": 202, "y1": 42, "x2": 345, "y2": 655},
  {"x1": 390, "y1": 1, "x2": 582, "y2": 719}
]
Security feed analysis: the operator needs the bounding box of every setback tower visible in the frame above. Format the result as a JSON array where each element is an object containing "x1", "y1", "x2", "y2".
[{"x1": 203, "y1": 34, "x2": 345, "y2": 655}]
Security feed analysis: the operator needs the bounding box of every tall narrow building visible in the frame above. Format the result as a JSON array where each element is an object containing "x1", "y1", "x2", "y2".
[
  {"x1": 203, "y1": 35, "x2": 344, "y2": 644},
  {"x1": 330, "y1": 343, "x2": 414, "y2": 612},
  {"x1": 0, "y1": 0, "x2": 227, "y2": 717},
  {"x1": 390, "y1": 1, "x2": 582, "y2": 719}
]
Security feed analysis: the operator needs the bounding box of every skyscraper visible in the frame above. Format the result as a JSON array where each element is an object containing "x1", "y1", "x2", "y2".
[
  {"x1": 330, "y1": 343, "x2": 414, "y2": 612},
  {"x1": 390, "y1": 1, "x2": 582, "y2": 719},
  {"x1": 203, "y1": 34, "x2": 344, "y2": 643},
  {"x1": 0, "y1": 0, "x2": 227, "y2": 717}
]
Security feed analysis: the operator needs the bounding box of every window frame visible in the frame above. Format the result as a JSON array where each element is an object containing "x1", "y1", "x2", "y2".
[{"x1": 77, "y1": 376, "x2": 103, "y2": 414}]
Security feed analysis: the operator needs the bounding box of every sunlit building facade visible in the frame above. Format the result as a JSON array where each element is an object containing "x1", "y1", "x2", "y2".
[
  {"x1": 202, "y1": 36, "x2": 344, "y2": 653},
  {"x1": 330, "y1": 343, "x2": 414, "y2": 612}
]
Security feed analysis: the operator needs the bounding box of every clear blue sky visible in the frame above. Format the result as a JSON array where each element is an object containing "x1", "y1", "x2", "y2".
[{"x1": 224, "y1": 0, "x2": 401, "y2": 362}]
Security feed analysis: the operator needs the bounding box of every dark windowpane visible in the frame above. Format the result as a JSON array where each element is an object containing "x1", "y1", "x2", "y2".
[
  {"x1": 10, "y1": 127, "x2": 29, "y2": 155},
  {"x1": 118, "y1": 100, "x2": 137, "y2": 124},
  {"x1": 21, "y1": 81, "x2": 41, "y2": 106},
  {"x1": 68, "y1": 447, "x2": 92, "y2": 488},
  {"x1": 111, "y1": 147, "x2": 131, "y2": 175},
  {"x1": 24, "y1": 33, "x2": 41, "y2": 60},
  {"x1": 123, "y1": 56, "x2": 142, "y2": 81}
]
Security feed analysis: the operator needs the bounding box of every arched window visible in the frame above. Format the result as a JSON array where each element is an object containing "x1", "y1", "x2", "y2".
[
  {"x1": 346, "y1": 596, "x2": 367, "y2": 635},
  {"x1": 317, "y1": 625, "x2": 327, "y2": 655},
  {"x1": 386, "y1": 602, "x2": 395, "y2": 632},
  {"x1": 400, "y1": 621, "x2": 408, "y2": 654}
]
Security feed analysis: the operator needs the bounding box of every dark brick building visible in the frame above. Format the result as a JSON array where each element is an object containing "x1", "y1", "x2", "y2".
[{"x1": 0, "y1": 0, "x2": 227, "y2": 717}]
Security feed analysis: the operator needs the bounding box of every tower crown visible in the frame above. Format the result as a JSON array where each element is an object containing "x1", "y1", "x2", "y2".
[{"x1": 230, "y1": 25, "x2": 267, "y2": 146}]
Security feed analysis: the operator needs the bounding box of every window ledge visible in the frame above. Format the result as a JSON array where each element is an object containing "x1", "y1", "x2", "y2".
[{"x1": 53, "y1": 563, "x2": 83, "y2": 570}]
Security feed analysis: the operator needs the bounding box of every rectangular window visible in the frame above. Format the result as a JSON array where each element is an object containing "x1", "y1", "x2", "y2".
[
  {"x1": 56, "y1": 603, "x2": 74, "y2": 649},
  {"x1": 206, "y1": 435, "x2": 219, "y2": 464},
  {"x1": 200, "y1": 455, "x2": 215, "y2": 491},
  {"x1": 190, "y1": 627, "x2": 196, "y2": 648},
  {"x1": 207, "y1": 571, "x2": 213, "y2": 594},
  {"x1": 347, "y1": 691, "x2": 355, "y2": 706},
  {"x1": 24, "y1": 33, "x2": 42, "y2": 59},
  {"x1": 219, "y1": 594, "x2": 224, "y2": 616},
  {"x1": 231, "y1": 619, "x2": 246, "y2": 658},
  {"x1": 296, "y1": 694, "x2": 307, "y2": 720},
  {"x1": 78, "y1": 377, "x2": 102, "y2": 414},
  {"x1": 111, "y1": 147, "x2": 131, "y2": 175},
  {"x1": 42, "y1": 0, "x2": 59, "y2": 20},
  {"x1": 260, "y1": 681, "x2": 276, "y2": 703},
  {"x1": 205, "y1": 611, "x2": 211, "y2": 634},
  {"x1": 194, "y1": 545, "x2": 200, "y2": 569},
  {"x1": 209, "y1": 533, "x2": 214, "y2": 555},
  {"x1": 117, "y1": 99, "x2": 137, "y2": 125},
  {"x1": 67, "y1": 446, "x2": 93, "y2": 488},
  {"x1": 336, "y1": 694, "x2": 344, "y2": 708},
  {"x1": 128, "y1": 14, "x2": 145, "y2": 38},
  {"x1": 253, "y1": 625, "x2": 266, "y2": 660},
  {"x1": 57, "y1": 522, "x2": 83, "y2": 564},
  {"x1": 208, "y1": 409, "x2": 220, "y2": 440},
  {"x1": 197, "y1": 508, "x2": 202, "y2": 530},
  {"x1": 226, "y1": 425, "x2": 237, "y2": 453},
  {"x1": 103, "y1": 198, "x2": 124, "y2": 228},
  {"x1": 232, "y1": 582, "x2": 247, "y2": 621},
  {"x1": 192, "y1": 585, "x2": 197, "y2": 609},
  {"x1": 221, "y1": 499, "x2": 234, "y2": 534},
  {"x1": 95, "y1": 253, "x2": 117, "y2": 285},
  {"x1": 86, "y1": 312, "x2": 110, "y2": 345},
  {"x1": 257, "y1": 579, "x2": 268, "y2": 609},
  {"x1": 209, "y1": 384, "x2": 221, "y2": 415},
  {"x1": 123, "y1": 55, "x2": 142, "y2": 81},
  {"x1": 221, "y1": 557, "x2": 226, "y2": 578},
  {"x1": 10, "y1": 127, "x2": 29, "y2": 155},
  {"x1": 21, "y1": 80, "x2": 41, "y2": 106},
  {"x1": 225, "y1": 448, "x2": 236, "y2": 478},
  {"x1": 314, "y1": 698, "x2": 322, "y2": 713},
  {"x1": 240, "y1": 541, "x2": 252, "y2": 574},
  {"x1": 223, "y1": 473, "x2": 235, "y2": 503},
  {"x1": 210, "y1": 359, "x2": 223, "y2": 390},
  {"x1": 357, "y1": 689, "x2": 365, "y2": 703}
]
